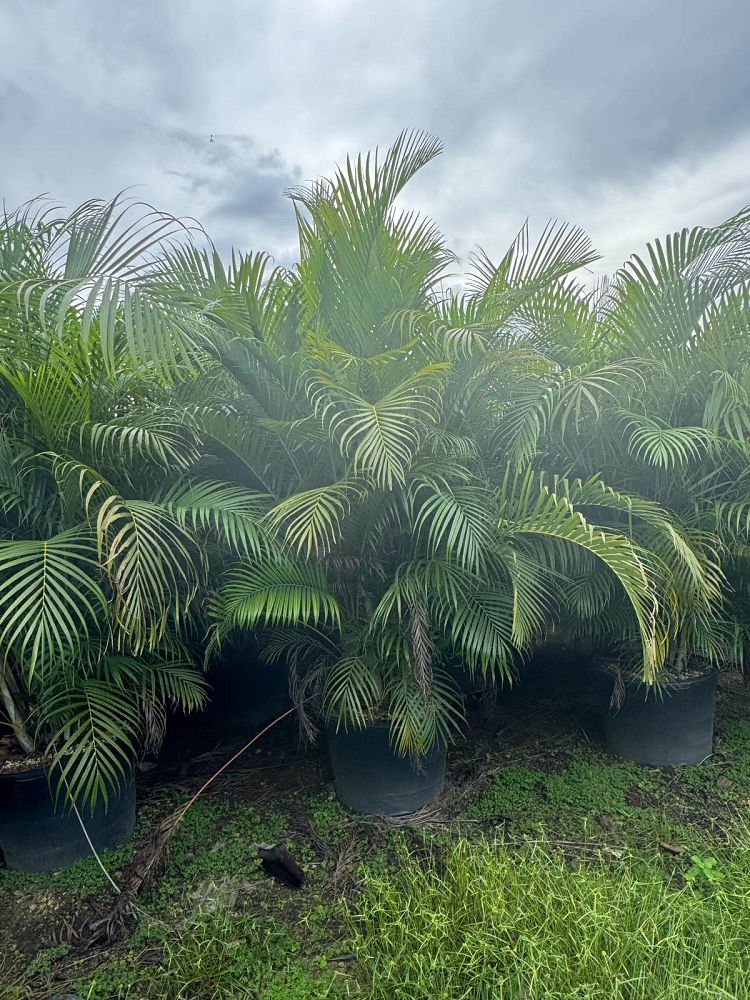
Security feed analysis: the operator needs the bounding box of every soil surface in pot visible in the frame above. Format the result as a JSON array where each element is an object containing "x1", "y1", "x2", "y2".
[
  {"x1": 0, "y1": 743, "x2": 52, "y2": 774},
  {"x1": 597, "y1": 662, "x2": 715, "y2": 685}
]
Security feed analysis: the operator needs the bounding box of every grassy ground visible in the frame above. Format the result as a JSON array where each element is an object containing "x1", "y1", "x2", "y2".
[{"x1": 2, "y1": 673, "x2": 750, "y2": 998}]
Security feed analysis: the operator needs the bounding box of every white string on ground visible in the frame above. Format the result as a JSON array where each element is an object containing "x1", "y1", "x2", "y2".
[{"x1": 66, "y1": 781, "x2": 122, "y2": 895}]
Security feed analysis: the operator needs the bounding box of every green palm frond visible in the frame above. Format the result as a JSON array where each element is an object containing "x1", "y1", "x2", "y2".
[
  {"x1": 80, "y1": 413, "x2": 199, "y2": 471},
  {"x1": 156, "y1": 246, "x2": 296, "y2": 346},
  {"x1": 215, "y1": 558, "x2": 340, "y2": 631},
  {"x1": 260, "y1": 626, "x2": 336, "y2": 669},
  {"x1": 553, "y1": 475, "x2": 721, "y2": 603},
  {"x1": 468, "y1": 220, "x2": 599, "y2": 307},
  {"x1": 215, "y1": 336, "x2": 308, "y2": 422},
  {"x1": 424, "y1": 427, "x2": 479, "y2": 458},
  {"x1": 291, "y1": 129, "x2": 444, "y2": 242},
  {"x1": 497, "y1": 363, "x2": 645, "y2": 465},
  {"x1": 411, "y1": 478, "x2": 496, "y2": 574},
  {"x1": 0, "y1": 358, "x2": 90, "y2": 446},
  {"x1": 308, "y1": 364, "x2": 448, "y2": 488},
  {"x1": 184, "y1": 403, "x2": 284, "y2": 492},
  {"x1": 621, "y1": 412, "x2": 718, "y2": 469},
  {"x1": 292, "y1": 132, "x2": 450, "y2": 356},
  {"x1": 265, "y1": 478, "x2": 368, "y2": 557},
  {"x1": 502, "y1": 541, "x2": 562, "y2": 646},
  {"x1": 563, "y1": 566, "x2": 617, "y2": 620},
  {"x1": 163, "y1": 480, "x2": 274, "y2": 558},
  {"x1": 606, "y1": 210, "x2": 750, "y2": 356},
  {"x1": 387, "y1": 668, "x2": 465, "y2": 756},
  {"x1": 0, "y1": 528, "x2": 107, "y2": 678},
  {"x1": 370, "y1": 557, "x2": 519, "y2": 682},
  {"x1": 372, "y1": 558, "x2": 470, "y2": 627},
  {"x1": 444, "y1": 587, "x2": 519, "y2": 681},
  {"x1": 0, "y1": 431, "x2": 46, "y2": 526},
  {"x1": 96, "y1": 496, "x2": 203, "y2": 649},
  {"x1": 499, "y1": 467, "x2": 664, "y2": 677},
  {"x1": 96, "y1": 653, "x2": 208, "y2": 713},
  {"x1": 714, "y1": 500, "x2": 750, "y2": 541},
  {"x1": 42, "y1": 677, "x2": 142, "y2": 810},
  {"x1": 390, "y1": 305, "x2": 496, "y2": 360},
  {"x1": 323, "y1": 655, "x2": 383, "y2": 729},
  {"x1": 1, "y1": 196, "x2": 202, "y2": 374}
]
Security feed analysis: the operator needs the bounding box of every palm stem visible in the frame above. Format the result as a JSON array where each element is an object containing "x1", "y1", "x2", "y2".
[{"x1": 0, "y1": 663, "x2": 35, "y2": 754}]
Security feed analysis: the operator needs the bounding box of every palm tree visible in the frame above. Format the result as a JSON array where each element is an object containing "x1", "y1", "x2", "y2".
[
  {"x1": 495, "y1": 208, "x2": 750, "y2": 678},
  {"x1": 0, "y1": 198, "x2": 270, "y2": 807},
  {"x1": 156, "y1": 132, "x2": 672, "y2": 753}
]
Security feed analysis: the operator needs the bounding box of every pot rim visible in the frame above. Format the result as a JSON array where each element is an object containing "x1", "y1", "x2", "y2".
[
  {"x1": 592, "y1": 661, "x2": 719, "y2": 691},
  {"x1": 0, "y1": 762, "x2": 137, "y2": 787},
  {"x1": 325, "y1": 715, "x2": 392, "y2": 733},
  {"x1": 0, "y1": 763, "x2": 49, "y2": 782}
]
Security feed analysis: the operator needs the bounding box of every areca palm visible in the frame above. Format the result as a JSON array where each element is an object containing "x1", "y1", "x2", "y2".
[
  {"x1": 497, "y1": 208, "x2": 750, "y2": 676},
  {"x1": 163, "y1": 131, "x2": 671, "y2": 752},
  {"x1": 0, "y1": 201, "x2": 269, "y2": 807}
]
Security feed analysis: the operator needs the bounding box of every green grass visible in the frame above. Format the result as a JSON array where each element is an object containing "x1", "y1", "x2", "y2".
[
  {"x1": 64, "y1": 795, "x2": 347, "y2": 1000},
  {"x1": 463, "y1": 739, "x2": 747, "y2": 851},
  {"x1": 464, "y1": 753, "x2": 645, "y2": 834},
  {"x1": 352, "y1": 839, "x2": 750, "y2": 999},
  {"x1": 0, "y1": 946, "x2": 70, "y2": 1000},
  {"x1": 74, "y1": 910, "x2": 340, "y2": 999},
  {"x1": 5, "y1": 718, "x2": 750, "y2": 999}
]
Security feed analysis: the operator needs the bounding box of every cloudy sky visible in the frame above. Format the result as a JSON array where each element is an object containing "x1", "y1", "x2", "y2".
[{"x1": 2, "y1": 0, "x2": 749, "y2": 275}]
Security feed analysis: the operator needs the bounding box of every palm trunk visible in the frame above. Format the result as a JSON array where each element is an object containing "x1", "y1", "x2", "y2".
[
  {"x1": 671, "y1": 632, "x2": 689, "y2": 675},
  {"x1": 0, "y1": 663, "x2": 35, "y2": 754}
]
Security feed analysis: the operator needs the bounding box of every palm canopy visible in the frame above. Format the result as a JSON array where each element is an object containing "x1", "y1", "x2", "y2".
[
  {"x1": 158, "y1": 131, "x2": 676, "y2": 752},
  {"x1": 0, "y1": 200, "x2": 269, "y2": 806},
  {"x1": 495, "y1": 207, "x2": 750, "y2": 674},
  {"x1": 0, "y1": 194, "x2": 206, "y2": 374},
  {"x1": 2, "y1": 132, "x2": 732, "y2": 766}
]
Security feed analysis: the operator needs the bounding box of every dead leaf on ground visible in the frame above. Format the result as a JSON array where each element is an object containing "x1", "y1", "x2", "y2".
[
  {"x1": 596, "y1": 813, "x2": 618, "y2": 833},
  {"x1": 659, "y1": 842, "x2": 684, "y2": 855}
]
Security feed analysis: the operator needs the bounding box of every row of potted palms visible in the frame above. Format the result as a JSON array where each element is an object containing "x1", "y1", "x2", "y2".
[{"x1": 0, "y1": 133, "x2": 748, "y2": 868}]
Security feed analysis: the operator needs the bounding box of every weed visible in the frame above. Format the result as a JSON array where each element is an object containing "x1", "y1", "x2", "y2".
[
  {"x1": 543, "y1": 757, "x2": 640, "y2": 817},
  {"x1": 685, "y1": 853, "x2": 723, "y2": 884},
  {"x1": 0, "y1": 842, "x2": 133, "y2": 896},
  {"x1": 718, "y1": 721, "x2": 750, "y2": 784},
  {"x1": 462, "y1": 740, "x2": 748, "y2": 854},
  {"x1": 145, "y1": 795, "x2": 288, "y2": 914},
  {"x1": 306, "y1": 794, "x2": 351, "y2": 846},
  {"x1": 464, "y1": 753, "x2": 641, "y2": 834},
  {"x1": 464, "y1": 764, "x2": 542, "y2": 823}
]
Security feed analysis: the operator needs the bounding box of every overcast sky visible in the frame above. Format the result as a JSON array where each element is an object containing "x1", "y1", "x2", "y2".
[{"x1": 2, "y1": 0, "x2": 749, "y2": 276}]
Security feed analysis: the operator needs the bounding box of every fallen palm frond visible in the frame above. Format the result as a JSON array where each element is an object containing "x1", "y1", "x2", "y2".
[{"x1": 76, "y1": 706, "x2": 298, "y2": 946}]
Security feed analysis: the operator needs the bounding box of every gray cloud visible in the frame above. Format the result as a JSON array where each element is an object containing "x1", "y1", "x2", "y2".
[
  {"x1": 160, "y1": 131, "x2": 301, "y2": 249},
  {"x1": 1, "y1": 0, "x2": 749, "y2": 274}
]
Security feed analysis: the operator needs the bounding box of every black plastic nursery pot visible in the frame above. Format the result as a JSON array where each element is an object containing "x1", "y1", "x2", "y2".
[
  {"x1": 326, "y1": 719, "x2": 446, "y2": 816},
  {"x1": 602, "y1": 670, "x2": 718, "y2": 766},
  {"x1": 0, "y1": 766, "x2": 136, "y2": 872},
  {"x1": 208, "y1": 643, "x2": 291, "y2": 735}
]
